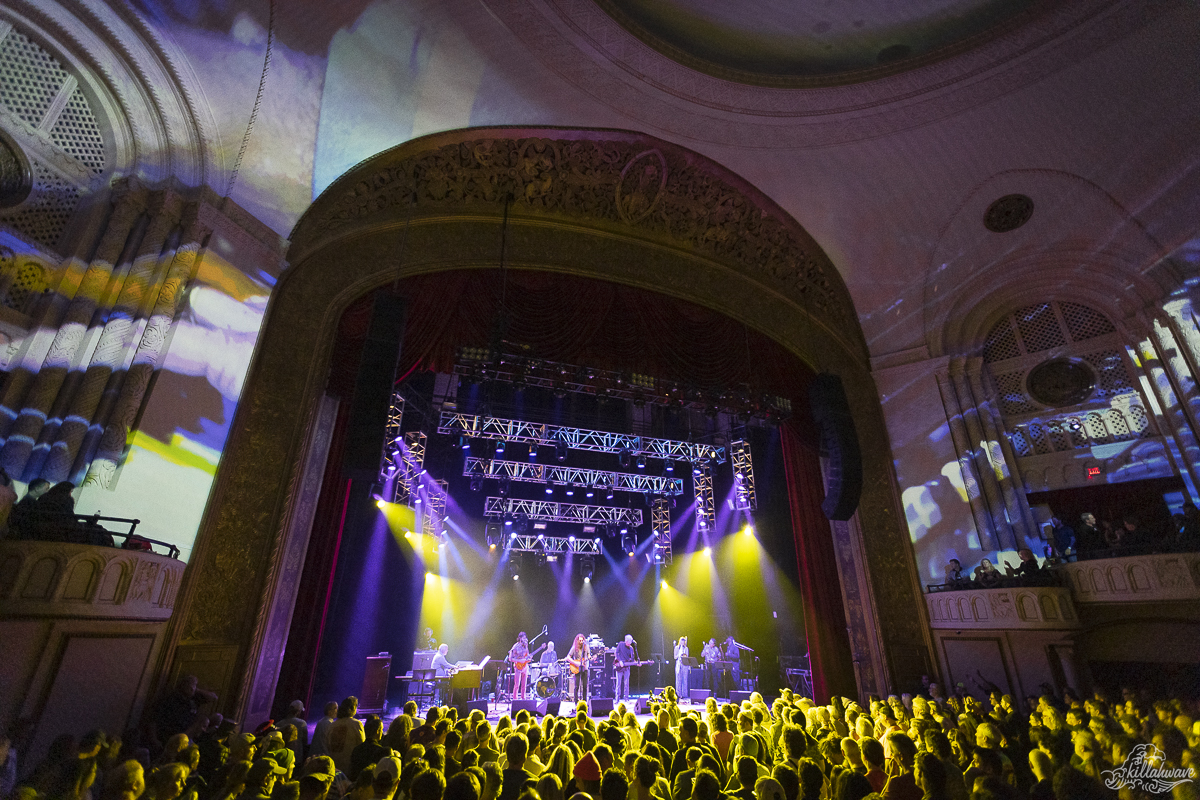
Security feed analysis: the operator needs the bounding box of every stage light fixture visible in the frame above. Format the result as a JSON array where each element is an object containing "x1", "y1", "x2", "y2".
[
  {"x1": 661, "y1": 579, "x2": 668, "y2": 589},
  {"x1": 545, "y1": 480, "x2": 554, "y2": 495},
  {"x1": 692, "y1": 462, "x2": 702, "y2": 476},
  {"x1": 470, "y1": 477, "x2": 483, "y2": 492},
  {"x1": 606, "y1": 488, "x2": 614, "y2": 501},
  {"x1": 375, "y1": 499, "x2": 385, "y2": 509},
  {"x1": 458, "y1": 435, "x2": 470, "y2": 450},
  {"x1": 565, "y1": 487, "x2": 574, "y2": 497},
  {"x1": 509, "y1": 557, "x2": 521, "y2": 581},
  {"x1": 556, "y1": 436, "x2": 568, "y2": 462},
  {"x1": 622, "y1": 532, "x2": 636, "y2": 555},
  {"x1": 580, "y1": 554, "x2": 594, "y2": 582},
  {"x1": 744, "y1": 524, "x2": 755, "y2": 537},
  {"x1": 568, "y1": 535, "x2": 576, "y2": 543},
  {"x1": 495, "y1": 439, "x2": 505, "y2": 456},
  {"x1": 529, "y1": 446, "x2": 539, "y2": 462},
  {"x1": 636, "y1": 454, "x2": 646, "y2": 469},
  {"x1": 536, "y1": 551, "x2": 547, "y2": 567},
  {"x1": 586, "y1": 489, "x2": 594, "y2": 498},
  {"x1": 593, "y1": 537, "x2": 602, "y2": 546},
  {"x1": 703, "y1": 545, "x2": 712, "y2": 556},
  {"x1": 664, "y1": 458, "x2": 674, "y2": 473},
  {"x1": 499, "y1": 478, "x2": 510, "y2": 496},
  {"x1": 618, "y1": 449, "x2": 631, "y2": 469},
  {"x1": 404, "y1": 531, "x2": 413, "y2": 539},
  {"x1": 504, "y1": 516, "x2": 513, "y2": 527}
]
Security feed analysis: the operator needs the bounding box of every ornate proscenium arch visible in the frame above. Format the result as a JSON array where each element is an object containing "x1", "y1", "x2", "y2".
[{"x1": 162, "y1": 127, "x2": 930, "y2": 720}]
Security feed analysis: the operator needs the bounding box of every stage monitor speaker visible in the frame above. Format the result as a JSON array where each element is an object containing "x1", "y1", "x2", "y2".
[
  {"x1": 729, "y1": 690, "x2": 752, "y2": 705},
  {"x1": 635, "y1": 698, "x2": 652, "y2": 714},
  {"x1": 689, "y1": 689, "x2": 712, "y2": 702},
  {"x1": 511, "y1": 699, "x2": 539, "y2": 716},
  {"x1": 809, "y1": 373, "x2": 862, "y2": 521},
  {"x1": 590, "y1": 698, "x2": 614, "y2": 716},
  {"x1": 457, "y1": 699, "x2": 488, "y2": 717},
  {"x1": 343, "y1": 293, "x2": 408, "y2": 478},
  {"x1": 556, "y1": 700, "x2": 577, "y2": 717}
]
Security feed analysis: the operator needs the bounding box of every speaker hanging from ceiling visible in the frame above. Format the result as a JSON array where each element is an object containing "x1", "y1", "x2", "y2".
[{"x1": 808, "y1": 373, "x2": 862, "y2": 521}]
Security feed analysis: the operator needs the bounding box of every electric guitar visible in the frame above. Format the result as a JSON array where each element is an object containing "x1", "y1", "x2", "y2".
[
  {"x1": 566, "y1": 655, "x2": 589, "y2": 675},
  {"x1": 614, "y1": 659, "x2": 654, "y2": 669},
  {"x1": 508, "y1": 625, "x2": 550, "y2": 670},
  {"x1": 509, "y1": 643, "x2": 548, "y2": 670}
]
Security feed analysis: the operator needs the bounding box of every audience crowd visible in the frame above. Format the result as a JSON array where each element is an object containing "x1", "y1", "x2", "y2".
[
  {"x1": 0, "y1": 475, "x2": 153, "y2": 552},
  {"x1": 3, "y1": 674, "x2": 1198, "y2": 800},
  {"x1": 936, "y1": 506, "x2": 1200, "y2": 592}
]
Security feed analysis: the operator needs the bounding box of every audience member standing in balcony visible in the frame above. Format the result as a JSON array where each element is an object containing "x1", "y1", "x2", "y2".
[
  {"x1": 1075, "y1": 513, "x2": 1100, "y2": 557},
  {"x1": 8, "y1": 478, "x2": 50, "y2": 539}
]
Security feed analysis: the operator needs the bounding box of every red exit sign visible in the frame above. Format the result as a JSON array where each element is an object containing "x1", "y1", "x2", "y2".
[{"x1": 1087, "y1": 466, "x2": 1101, "y2": 479}]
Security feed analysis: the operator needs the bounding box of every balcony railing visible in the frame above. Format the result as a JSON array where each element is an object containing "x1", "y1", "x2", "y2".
[{"x1": 926, "y1": 585, "x2": 1079, "y2": 630}]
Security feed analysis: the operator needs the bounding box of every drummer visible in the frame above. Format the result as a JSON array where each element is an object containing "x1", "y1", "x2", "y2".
[{"x1": 539, "y1": 640, "x2": 558, "y2": 670}]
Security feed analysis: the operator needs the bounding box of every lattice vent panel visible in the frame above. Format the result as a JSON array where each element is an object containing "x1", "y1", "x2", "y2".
[
  {"x1": 1127, "y1": 403, "x2": 1150, "y2": 436},
  {"x1": 1059, "y1": 301, "x2": 1116, "y2": 343},
  {"x1": 1106, "y1": 409, "x2": 1132, "y2": 441},
  {"x1": 1, "y1": 261, "x2": 48, "y2": 313},
  {"x1": 1084, "y1": 413, "x2": 1110, "y2": 443},
  {"x1": 0, "y1": 159, "x2": 80, "y2": 249},
  {"x1": 49, "y1": 87, "x2": 105, "y2": 174},
  {"x1": 0, "y1": 30, "x2": 69, "y2": 128},
  {"x1": 1009, "y1": 428, "x2": 1033, "y2": 457},
  {"x1": 983, "y1": 319, "x2": 1021, "y2": 363},
  {"x1": 1015, "y1": 303, "x2": 1067, "y2": 353},
  {"x1": 1081, "y1": 349, "x2": 1135, "y2": 398},
  {"x1": 994, "y1": 370, "x2": 1038, "y2": 415}
]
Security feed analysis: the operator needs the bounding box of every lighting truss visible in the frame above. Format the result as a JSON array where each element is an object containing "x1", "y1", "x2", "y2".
[
  {"x1": 391, "y1": 431, "x2": 426, "y2": 505},
  {"x1": 440, "y1": 410, "x2": 725, "y2": 463},
  {"x1": 502, "y1": 534, "x2": 603, "y2": 554},
  {"x1": 484, "y1": 497, "x2": 643, "y2": 526},
  {"x1": 455, "y1": 346, "x2": 792, "y2": 420},
  {"x1": 731, "y1": 439, "x2": 757, "y2": 511},
  {"x1": 693, "y1": 460, "x2": 715, "y2": 530},
  {"x1": 464, "y1": 456, "x2": 683, "y2": 495},
  {"x1": 421, "y1": 479, "x2": 448, "y2": 535},
  {"x1": 651, "y1": 497, "x2": 671, "y2": 565},
  {"x1": 377, "y1": 392, "x2": 405, "y2": 482}
]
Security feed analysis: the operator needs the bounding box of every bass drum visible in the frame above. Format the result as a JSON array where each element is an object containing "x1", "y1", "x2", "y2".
[{"x1": 535, "y1": 675, "x2": 559, "y2": 699}]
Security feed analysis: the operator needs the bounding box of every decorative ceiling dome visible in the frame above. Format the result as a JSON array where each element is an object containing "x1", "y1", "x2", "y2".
[{"x1": 595, "y1": 0, "x2": 1038, "y2": 85}]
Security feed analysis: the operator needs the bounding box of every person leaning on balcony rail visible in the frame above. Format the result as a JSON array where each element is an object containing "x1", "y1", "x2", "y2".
[{"x1": 972, "y1": 558, "x2": 1002, "y2": 588}]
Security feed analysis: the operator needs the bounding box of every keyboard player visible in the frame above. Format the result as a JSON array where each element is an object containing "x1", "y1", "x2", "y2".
[{"x1": 430, "y1": 644, "x2": 453, "y2": 703}]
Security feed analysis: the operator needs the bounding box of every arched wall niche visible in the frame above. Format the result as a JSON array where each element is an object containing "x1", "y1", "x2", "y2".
[{"x1": 163, "y1": 127, "x2": 931, "y2": 720}]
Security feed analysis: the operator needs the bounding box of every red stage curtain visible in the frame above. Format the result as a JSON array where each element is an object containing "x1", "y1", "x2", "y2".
[{"x1": 780, "y1": 418, "x2": 858, "y2": 701}]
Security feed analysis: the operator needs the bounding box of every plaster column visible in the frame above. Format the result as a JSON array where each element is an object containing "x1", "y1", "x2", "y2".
[
  {"x1": 965, "y1": 358, "x2": 1038, "y2": 546},
  {"x1": 935, "y1": 368, "x2": 1000, "y2": 550},
  {"x1": 950, "y1": 359, "x2": 1015, "y2": 550},
  {"x1": 40, "y1": 191, "x2": 184, "y2": 482},
  {"x1": 1128, "y1": 321, "x2": 1200, "y2": 495},
  {"x1": 0, "y1": 186, "x2": 147, "y2": 477},
  {"x1": 81, "y1": 210, "x2": 210, "y2": 487}
]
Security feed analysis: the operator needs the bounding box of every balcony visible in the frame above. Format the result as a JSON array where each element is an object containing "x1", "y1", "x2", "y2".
[
  {"x1": 0, "y1": 539, "x2": 182, "y2": 619},
  {"x1": 1058, "y1": 551, "x2": 1200, "y2": 604},
  {"x1": 926, "y1": 585, "x2": 1080, "y2": 631}
]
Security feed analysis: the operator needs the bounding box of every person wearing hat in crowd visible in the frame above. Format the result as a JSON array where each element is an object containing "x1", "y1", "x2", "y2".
[
  {"x1": 297, "y1": 756, "x2": 337, "y2": 800},
  {"x1": 237, "y1": 759, "x2": 286, "y2": 800},
  {"x1": 572, "y1": 751, "x2": 603, "y2": 798},
  {"x1": 278, "y1": 702, "x2": 309, "y2": 764},
  {"x1": 371, "y1": 756, "x2": 402, "y2": 800},
  {"x1": 261, "y1": 731, "x2": 295, "y2": 781}
]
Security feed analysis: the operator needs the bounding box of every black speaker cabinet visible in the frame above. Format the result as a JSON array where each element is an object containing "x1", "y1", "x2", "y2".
[{"x1": 809, "y1": 373, "x2": 862, "y2": 521}]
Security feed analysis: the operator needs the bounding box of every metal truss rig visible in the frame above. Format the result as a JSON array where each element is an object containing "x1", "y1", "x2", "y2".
[
  {"x1": 484, "y1": 497, "x2": 643, "y2": 526},
  {"x1": 693, "y1": 461, "x2": 715, "y2": 530},
  {"x1": 651, "y1": 498, "x2": 671, "y2": 565},
  {"x1": 390, "y1": 431, "x2": 427, "y2": 506},
  {"x1": 440, "y1": 410, "x2": 725, "y2": 463},
  {"x1": 377, "y1": 392, "x2": 406, "y2": 483},
  {"x1": 731, "y1": 439, "x2": 757, "y2": 511},
  {"x1": 503, "y1": 534, "x2": 604, "y2": 554},
  {"x1": 464, "y1": 457, "x2": 683, "y2": 496}
]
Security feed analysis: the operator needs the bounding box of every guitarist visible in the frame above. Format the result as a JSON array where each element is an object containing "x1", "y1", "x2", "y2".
[
  {"x1": 566, "y1": 634, "x2": 590, "y2": 702},
  {"x1": 614, "y1": 634, "x2": 637, "y2": 700},
  {"x1": 509, "y1": 631, "x2": 533, "y2": 700}
]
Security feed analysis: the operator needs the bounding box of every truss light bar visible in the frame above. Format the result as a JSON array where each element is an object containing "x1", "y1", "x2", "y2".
[
  {"x1": 484, "y1": 497, "x2": 642, "y2": 526},
  {"x1": 693, "y1": 461, "x2": 714, "y2": 531},
  {"x1": 440, "y1": 411, "x2": 724, "y2": 463},
  {"x1": 377, "y1": 392, "x2": 405, "y2": 483},
  {"x1": 731, "y1": 439, "x2": 757, "y2": 511},
  {"x1": 651, "y1": 497, "x2": 671, "y2": 565},
  {"x1": 502, "y1": 533, "x2": 604, "y2": 554},
  {"x1": 463, "y1": 457, "x2": 684, "y2": 495},
  {"x1": 391, "y1": 430, "x2": 426, "y2": 505}
]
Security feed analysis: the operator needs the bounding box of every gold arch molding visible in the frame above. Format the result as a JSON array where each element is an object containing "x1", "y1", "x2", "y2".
[{"x1": 164, "y1": 127, "x2": 927, "y2": 718}]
